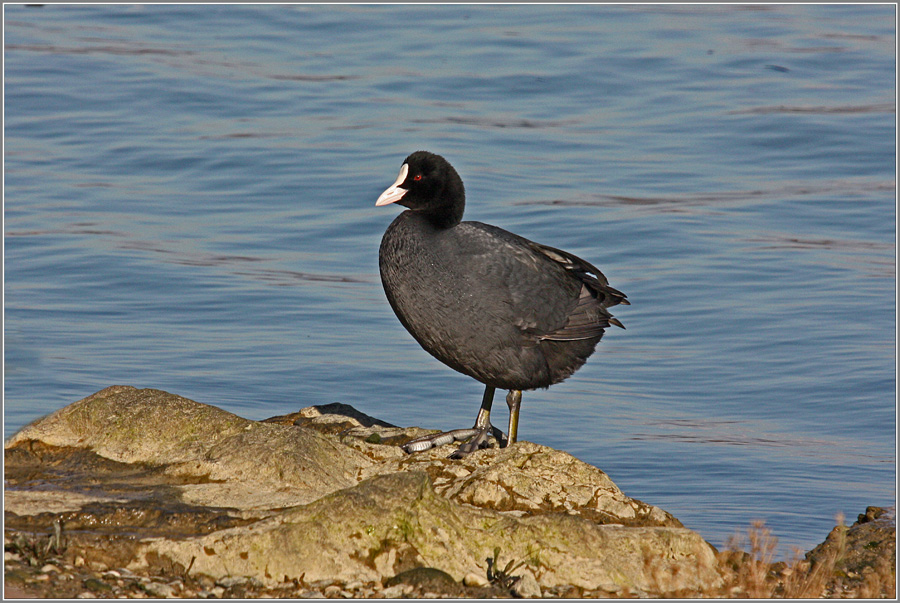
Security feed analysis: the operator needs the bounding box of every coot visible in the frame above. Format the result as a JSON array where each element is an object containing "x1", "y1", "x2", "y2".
[{"x1": 376, "y1": 151, "x2": 628, "y2": 457}]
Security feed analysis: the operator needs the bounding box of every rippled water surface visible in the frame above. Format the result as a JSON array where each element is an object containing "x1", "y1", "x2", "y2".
[{"x1": 4, "y1": 4, "x2": 895, "y2": 556}]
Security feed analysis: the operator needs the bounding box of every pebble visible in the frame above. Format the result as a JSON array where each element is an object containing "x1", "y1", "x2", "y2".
[
  {"x1": 82, "y1": 578, "x2": 112, "y2": 592},
  {"x1": 5, "y1": 551, "x2": 21, "y2": 562},
  {"x1": 40, "y1": 564, "x2": 60, "y2": 573},
  {"x1": 463, "y1": 572, "x2": 489, "y2": 587},
  {"x1": 143, "y1": 582, "x2": 175, "y2": 598},
  {"x1": 323, "y1": 584, "x2": 343, "y2": 597},
  {"x1": 216, "y1": 575, "x2": 249, "y2": 588},
  {"x1": 511, "y1": 572, "x2": 542, "y2": 598},
  {"x1": 381, "y1": 584, "x2": 412, "y2": 598},
  {"x1": 296, "y1": 589, "x2": 325, "y2": 598}
]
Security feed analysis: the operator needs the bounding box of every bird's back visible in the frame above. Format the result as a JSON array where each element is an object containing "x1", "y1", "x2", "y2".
[{"x1": 379, "y1": 211, "x2": 626, "y2": 390}]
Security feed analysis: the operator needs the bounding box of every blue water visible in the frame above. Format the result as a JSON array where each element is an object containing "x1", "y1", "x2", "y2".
[{"x1": 4, "y1": 4, "x2": 895, "y2": 557}]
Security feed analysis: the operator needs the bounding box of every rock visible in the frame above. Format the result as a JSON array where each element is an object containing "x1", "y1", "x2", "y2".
[
  {"x1": 380, "y1": 584, "x2": 412, "y2": 598},
  {"x1": 5, "y1": 386, "x2": 375, "y2": 511},
  {"x1": 806, "y1": 506, "x2": 895, "y2": 587},
  {"x1": 295, "y1": 589, "x2": 325, "y2": 598},
  {"x1": 135, "y1": 470, "x2": 718, "y2": 593},
  {"x1": 511, "y1": 570, "x2": 542, "y2": 598},
  {"x1": 367, "y1": 441, "x2": 680, "y2": 527},
  {"x1": 463, "y1": 572, "x2": 489, "y2": 587},
  {"x1": 5, "y1": 386, "x2": 722, "y2": 595},
  {"x1": 81, "y1": 578, "x2": 111, "y2": 592},
  {"x1": 267, "y1": 402, "x2": 397, "y2": 429},
  {"x1": 322, "y1": 584, "x2": 343, "y2": 597},
  {"x1": 384, "y1": 567, "x2": 462, "y2": 596},
  {"x1": 143, "y1": 581, "x2": 175, "y2": 597},
  {"x1": 216, "y1": 575, "x2": 250, "y2": 588}
]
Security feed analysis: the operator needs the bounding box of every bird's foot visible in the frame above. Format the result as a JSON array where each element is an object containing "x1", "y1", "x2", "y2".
[
  {"x1": 449, "y1": 424, "x2": 507, "y2": 458},
  {"x1": 402, "y1": 425, "x2": 507, "y2": 457}
]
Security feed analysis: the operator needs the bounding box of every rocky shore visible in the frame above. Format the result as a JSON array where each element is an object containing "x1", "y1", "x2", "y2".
[{"x1": 4, "y1": 386, "x2": 895, "y2": 598}]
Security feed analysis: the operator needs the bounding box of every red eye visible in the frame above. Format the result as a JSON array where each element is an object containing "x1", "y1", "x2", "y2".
[{"x1": 413, "y1": 174, "x2": 422, "y2": 181}]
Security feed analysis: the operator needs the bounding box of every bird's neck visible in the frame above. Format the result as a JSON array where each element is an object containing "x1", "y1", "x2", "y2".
[{"x1": 421, "y1": 179, "x2": 465, "y2": 229}]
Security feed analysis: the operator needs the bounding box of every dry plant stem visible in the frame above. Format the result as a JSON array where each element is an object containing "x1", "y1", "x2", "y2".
[{"x1": 713, "y1": 512, "x2": 886, "y2": 599}]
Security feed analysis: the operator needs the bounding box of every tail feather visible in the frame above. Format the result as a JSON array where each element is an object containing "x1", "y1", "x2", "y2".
[{"x1": 529, "y1": 240, "x2": 629, "y2": 340}]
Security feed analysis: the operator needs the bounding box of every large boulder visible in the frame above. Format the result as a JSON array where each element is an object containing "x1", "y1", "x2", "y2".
[
  {"x1": 138, "y1": 470, "x2": 716, "y2": 593},
  {"x1": 5, "y1": 386, "x2": 721, "y2": 595},
  {"x1": 6, "y1": 386, "x2": 375, "y2": 510}
]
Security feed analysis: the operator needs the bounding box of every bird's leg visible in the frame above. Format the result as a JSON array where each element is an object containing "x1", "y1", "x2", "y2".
[
  {"x1": 506, "y1": 389, "x2": 522, "y2": 446},
  {"x1": 401, "y1": 385, "x2": 506, "y2": 456},
  {"x1": 472, "y1": 385, "x2": 495, "y2": 431},
  {"x1": 449, "y1": 386, "x2": 507, "y2": 458}
]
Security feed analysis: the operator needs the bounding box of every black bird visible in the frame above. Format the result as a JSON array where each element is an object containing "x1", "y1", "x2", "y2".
[{"x1": 376, "y1": 151, "x2": 628, "y2": 457}]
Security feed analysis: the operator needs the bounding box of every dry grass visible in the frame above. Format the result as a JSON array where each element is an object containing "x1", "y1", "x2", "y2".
[{"x1": 701, "y1": 515, "x2": 896, "y2": 599}]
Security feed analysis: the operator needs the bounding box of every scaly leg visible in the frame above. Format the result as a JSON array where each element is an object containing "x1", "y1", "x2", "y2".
[{"x1": 506, "y1": 389, "x2": 522, "y2": 446}]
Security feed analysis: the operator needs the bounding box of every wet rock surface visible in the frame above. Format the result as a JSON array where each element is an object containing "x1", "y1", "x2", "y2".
[{"x1": 4, "y1": 386, "x2": 894, "y2": 598}]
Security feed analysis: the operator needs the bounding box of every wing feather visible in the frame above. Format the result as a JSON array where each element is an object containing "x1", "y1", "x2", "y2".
[{"x1": 529, "y1": 242, "x2": 628, "y2": 341}]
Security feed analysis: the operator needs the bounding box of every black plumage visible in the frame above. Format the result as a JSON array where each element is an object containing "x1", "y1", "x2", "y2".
[{"x1": 376, "y1": 151, "x2": 628, "y2": 457}]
